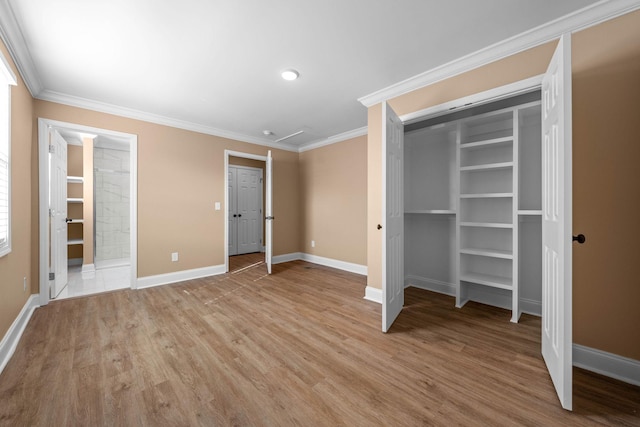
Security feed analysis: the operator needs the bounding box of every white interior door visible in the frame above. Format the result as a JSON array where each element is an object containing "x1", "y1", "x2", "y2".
[
  {"x1": 541, "y1": 34, "x2": 573, "y2": 411},
  {"x1": 236, "y1": 167, "x2": 262, "y2": 254},
  {"x1": 265, "y1": 151, "x2": 273, "y2": 274},
  {"x1": 382, "y1": 101, "x2": 404, "y2": 332},
  {"x1": 228, "y1": 167, "x2": 238, "y2": 256},
  {"x1": 50, "y1": 130, "x2": 68, "y2": 298}
]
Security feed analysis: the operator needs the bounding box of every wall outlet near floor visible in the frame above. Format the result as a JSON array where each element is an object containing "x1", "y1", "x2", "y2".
[
  {"x1": 311, "y1": 240, "x2": 315, "y2": 248},
  {"x1": 171, "y1": 252, "x2": 179, "y2": 262},
  {"x1": 23, "y1": 277, "x2": 27, "y2": 292}
]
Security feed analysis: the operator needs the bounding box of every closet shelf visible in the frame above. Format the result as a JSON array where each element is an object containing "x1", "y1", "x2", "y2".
[
  {"x1": 460, "y1": 273, "x2": 512, "y2": 290},
  {"x1": 460, "y1": 248, "x2": 513, "y2": 259},
  {"x1": 67, "y1": 198, "x2": 84, "y2": 203},
  {"x1": 460, "y1": 222, "x2": 513, "y2": 229},
  {"x1": 67, "y1": 219, "x2": 84, "y2": 224},
  {"x1": 67, "y1": 176, "x2": 84, "y2": 184},
  {"x1": 460, "y1": 162, "x2": 513, "y2": 172},
  {"x1": 405, "y1": 209, "x2": 456, "y2": 215},
  {"x1": 460, "y1": 193, "x2": 513, "y2": 199},
  {"x1": 459, "y1": 136, "x2": 513, "y2": 149},
  {"x1": 518, "y1": 210, "x2": 543, "y2": 216},
  {"x1": 67, "y1": 239, "x2": 83, "y2": 245}
]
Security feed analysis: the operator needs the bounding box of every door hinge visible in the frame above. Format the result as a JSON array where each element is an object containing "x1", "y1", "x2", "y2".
[
  {"x1": 49, "y1": 272, "x2": 55, "y2": 280},
  {"x1": 48, "y1": 145, "x2": 55, "y2": 153},
  {"x1": 49, "y1": 208, "x2": 53, "y2": 217},
  {"x1": 260, "y1": 178, "x2": 263, "y2": 183}
]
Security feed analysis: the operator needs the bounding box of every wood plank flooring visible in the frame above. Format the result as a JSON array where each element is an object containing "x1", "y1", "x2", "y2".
[{"x1": 1, "y1": 258, "x2": 639, "y2": 426}]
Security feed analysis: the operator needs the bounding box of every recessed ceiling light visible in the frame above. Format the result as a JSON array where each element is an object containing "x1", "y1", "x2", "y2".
[
  {"x1": 263, "y1": 130, "x2": 274, "y2": 136},
  {"x1": 281, "y1": 69, "x2": 299, "y2": 81}
]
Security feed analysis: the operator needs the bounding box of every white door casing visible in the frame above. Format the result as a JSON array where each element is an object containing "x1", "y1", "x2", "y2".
[
  {"x1": 541, "y1": 34, "x2": 573, "y2": 411},
  {"x1": 50, "y1": 129, "x2": 68, "y2": 298},
  {"x1": 265, "y1": 151, "x2": 273, "y2": 274},
  {"x1": 236, "y1": 167, "x2": 262, "y2": 255},
  {"x1": 382, "y1": 101, "x2": 404, "y2": 333},
  {"x1": 228, "y1": 167, "x2": 238, "y2": 256}
]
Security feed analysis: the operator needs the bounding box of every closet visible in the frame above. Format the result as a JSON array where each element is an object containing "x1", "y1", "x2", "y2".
[
  {"x1": 404, "y1": 92, "x2": 542, "y2": 322},
  {"x1": 66, "y1": 143, "x2": 84, "y2": 265},
  {"x1": 228, "y1": 165, "x2": 263, "y2": 256}
]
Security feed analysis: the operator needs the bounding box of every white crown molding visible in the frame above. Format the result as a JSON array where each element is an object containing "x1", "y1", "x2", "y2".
[
  {"x1": 298, "y1": 126, "x2": 368, "y2": 153},
  {"x1": 0, "y1": 0, "x2": 42, "y2": 95},
  {"x1": 37, "y1": 89, "x2": 300, "y2": 153},
  {"x1": 358, "y1": 0, "x2": 640, "y2": 107}
]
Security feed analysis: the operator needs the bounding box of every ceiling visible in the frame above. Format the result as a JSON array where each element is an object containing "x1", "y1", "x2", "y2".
[{"x1": 0, "y1": 0, "x2": 600, "y2": 150}]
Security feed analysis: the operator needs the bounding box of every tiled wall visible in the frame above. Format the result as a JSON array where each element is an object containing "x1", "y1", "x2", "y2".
[{"x1": 94, "y1": 147, "x2": 130, "y2": 263}]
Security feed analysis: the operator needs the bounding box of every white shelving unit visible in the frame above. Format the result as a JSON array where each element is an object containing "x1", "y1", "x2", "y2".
[
  {"x1": 403, "y1": 94, "x2": 542, "y2": 323},
  {"x1": 66, "y1": 175, "x2": 84, "y2": 251}
]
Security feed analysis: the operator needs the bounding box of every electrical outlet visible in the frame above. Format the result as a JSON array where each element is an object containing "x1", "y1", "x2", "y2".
[
  {"x1": 311, "y1": 240, "x2": 315, "y2": 248},
  {"x1": 23, "y1": 277, "x2": 27, "y2": 292},
  {"x1": 171, "y1": 252, "x2": 179, "y2": 262}
]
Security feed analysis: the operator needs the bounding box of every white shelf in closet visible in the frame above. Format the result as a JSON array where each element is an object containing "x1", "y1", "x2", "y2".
[
  {"x1": 459, "y1": 248, "x2": 513, "y2": 259},
  {"x1": 405, "y1": 210, "x2": 456, "y2": 215},
  {"x1": 460, "y1": 272, "x2": 512, "y2": 290},
  {"x1": 67, "y1": 219, "x2": 84, "y2": 224},
  {"x1": 67, "y1": 176, "x2": 84, "y2": 184},
  {"x1": 460, "y1": 193, "x2": 513, "y2": 199},
  {"x1": 518, "y1": 210, "x2": 542, "y2": 216},
  {"x1": 67, "y1": 198, "x2": 84, "y2": 203},
  {"x1": 67, "y1": 239, "x2": 83, "y2": 245},
  {"x1": 460, "y1": 161, "x2": 513, "y2": 172},
  {"x1": 460, "y1": 221, "x2": 513, "y2": 229},
  {"x1": 459, "y1": 136, "x2": 513, "y2": 149}
]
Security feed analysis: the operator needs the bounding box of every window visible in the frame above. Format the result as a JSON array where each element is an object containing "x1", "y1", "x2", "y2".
[{"x1": 0, "y1": 51, "x2": 17, "y2": 257}]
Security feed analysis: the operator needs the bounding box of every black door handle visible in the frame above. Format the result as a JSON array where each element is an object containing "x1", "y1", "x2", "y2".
[
  {"x1": 233, "y1": 214, "x2": 237, "y2": 217},
  {"x1": 65, "y1": 218, "x2": 72, "y2": 223},
  {"x1": 238, "y1": 214, "x2": 242, "y2": 217},
  {"x1": 573, "y1": 234, "x2": 586, "y2": 244},
  {"x1": 377, "y1": 224, "x2": 382, "y2": 230}
]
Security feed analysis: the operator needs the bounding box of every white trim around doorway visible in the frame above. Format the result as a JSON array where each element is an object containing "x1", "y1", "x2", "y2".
[{"x1": 37, "y1": 118, "x2": 138, "y2": 305}]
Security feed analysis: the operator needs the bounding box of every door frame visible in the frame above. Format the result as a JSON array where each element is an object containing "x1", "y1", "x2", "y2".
[
  {"x1": 228, "y1": 164, "x2": 264, "y2": 256},
  {"x1": 224, "y1": 150, "x2": 271, "y2": 272},
  {"x1": 38, "y1": 118, "x2": 138, "y2": 305}
]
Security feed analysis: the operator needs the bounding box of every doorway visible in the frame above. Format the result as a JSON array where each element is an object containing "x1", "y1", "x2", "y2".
[
  {"x1": 224, "y1": 150, "x2": 273, "y2": 274},
  {"x1": 38, "y1": 118, "x2": 138, "y2": 304},
  {"x1": 228, "y1": 162, "x2": 263, "y2": 256}
]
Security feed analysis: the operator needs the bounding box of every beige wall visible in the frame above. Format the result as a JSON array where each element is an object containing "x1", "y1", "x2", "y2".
[
  {"x1": 299, "y1": 136, "x2": 367, "y2": 265},
  {"x1": 33, "y1": 100, "x2": 300, "y2": 278},
  {"x1": 0, "y1": 38, "x2": 34, "y2": 340},
  {"x1": 572, "y1": 10, "x2": 640, "y2": 360},
  {"x1": 367, "y1": 10, "x2": 640, "y2": 359}
]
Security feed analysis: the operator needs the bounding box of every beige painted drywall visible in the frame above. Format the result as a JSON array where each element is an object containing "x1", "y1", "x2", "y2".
[
  {"x1": 33, "y1": 100, "x2": 300, "y2": 278},
  {"x1": 299, "y1": 135, "x2": 367, "y2": 266},
  {"x1": 0, "y1": 38, "x2": 34, "y2": 340},
  {"x1": 572, "y1": 10, "x2": 640, "y2": 360}
]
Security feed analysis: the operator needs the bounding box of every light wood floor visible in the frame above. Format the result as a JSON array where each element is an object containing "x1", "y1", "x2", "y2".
[{"x1": 1, "y1": 257, "x2": 638, "y2": 426}]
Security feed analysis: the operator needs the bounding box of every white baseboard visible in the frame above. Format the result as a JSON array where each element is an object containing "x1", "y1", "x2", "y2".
[
  {"x1": 573, "y1": 344, "x2": 640, "y2": 387},
  {"x1": 271, "y1": 252, "x2": 367, "y2": 276},
  {"x1": 272, "y1": 252, "x2": 302, "y2": 264},
  {"x1": 364, "y1": 286, "x2": 382, "y2": 303},
  {"x1": 81, "y1": 263, "x2": 95, "y2": 273},
  {"x1": 0, "y1": 295, "x2": 39, "y2": 375},
  {"x1": 300, "y1": 253, "x2": 367, "y2": 276},
  {"x1": 520, "y1": 298, "x2": 541, "y2": 317},
  {"x1": 67, "y1": 258, "x2": 82, "y2": 266},
  {"x1": 136, "y1": 264, "x2": 226, "y2": 289},
  {"x1": 406, "y1": 275, "x2": 456, "y2": 296}
]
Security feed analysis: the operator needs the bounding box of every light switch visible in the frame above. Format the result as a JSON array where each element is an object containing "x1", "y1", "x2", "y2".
[{"x1": 215, "y1": 202, "x2": 221, "y2": 211}]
